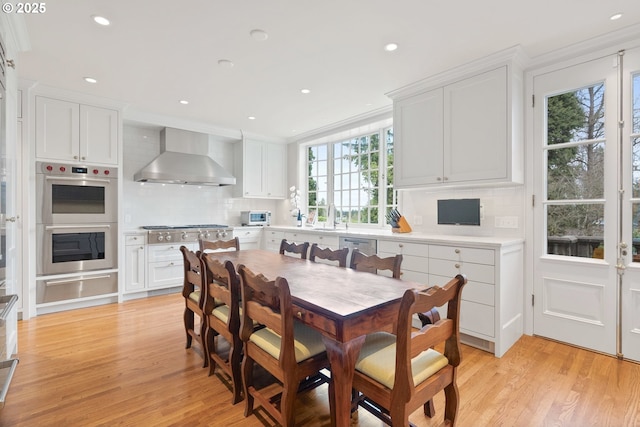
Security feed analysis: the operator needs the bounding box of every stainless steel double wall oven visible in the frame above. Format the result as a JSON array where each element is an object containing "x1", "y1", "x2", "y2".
[{"x1": 36, "y1": 162, "x2": 118, "y2": 304}]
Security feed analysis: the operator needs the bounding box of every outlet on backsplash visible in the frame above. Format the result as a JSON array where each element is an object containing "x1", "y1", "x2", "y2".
[{"x1": 495, "y1": 216, "x2": 518, "y2": 228}]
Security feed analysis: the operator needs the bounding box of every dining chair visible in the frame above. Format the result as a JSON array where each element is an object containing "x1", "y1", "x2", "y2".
[
  {"x1": 180, "y1": 245, "x2": 207, "y2": 367},
  {"x1": 309, "y1": 243, "x2": 349, "y2": 267},
  {"x1": 199, "y1": 237, "x2": 240, "y2": 252},
  {"x1": 279, "y1": 238, "x2": 310, "y2": 259},
  {"x1": 349, "y1": 248, "x2": 403, "y2": 278},
  {"x1": 200, "y1": 253, "x2": 243, "y2": 404},
  {"x1": 238, "y1": 264, "x2": 330, "y2": 426},
  {"x1": 352, "y1": 274, "x2": 467, "y2": 426}
]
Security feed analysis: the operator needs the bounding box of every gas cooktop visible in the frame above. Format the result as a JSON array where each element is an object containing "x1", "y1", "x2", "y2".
[{"x1": 142, "y1": 224, "x2": 233, "y2": 244}]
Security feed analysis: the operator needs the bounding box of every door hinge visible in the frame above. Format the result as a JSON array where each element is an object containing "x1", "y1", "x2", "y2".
[
  {"x1": 532, "y1": 194, "x2": 535, "y2": 207},
  {"x1": 532, "y1": 94, "x2": 535, "y2": 108},
  {"x1": 532, "y1": 294, "x2": 535, "y2": 306}
]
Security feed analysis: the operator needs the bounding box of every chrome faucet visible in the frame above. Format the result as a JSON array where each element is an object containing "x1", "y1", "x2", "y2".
[{"x1": 329, "y1": 203, "x2": 339, "y2": 229}]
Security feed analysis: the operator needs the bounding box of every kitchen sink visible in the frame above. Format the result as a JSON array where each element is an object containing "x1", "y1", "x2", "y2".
[{"x1": 312, "y1": 228, "x2": 341, "y2": 233}]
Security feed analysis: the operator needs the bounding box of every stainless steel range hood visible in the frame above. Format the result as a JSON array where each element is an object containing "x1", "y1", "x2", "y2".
[{"x1": 133, "y1": 127, "x2": 236, "y2": 186}]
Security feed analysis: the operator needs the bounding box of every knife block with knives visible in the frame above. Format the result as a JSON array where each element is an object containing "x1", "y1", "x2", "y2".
[{"x1": 387, "y1": 208, "x2": 412, "y2": 233}]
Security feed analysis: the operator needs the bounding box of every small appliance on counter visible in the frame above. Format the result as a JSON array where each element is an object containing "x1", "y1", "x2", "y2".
[{"x1": 241, "y1": 210, "x2": 271, "y2": 226}]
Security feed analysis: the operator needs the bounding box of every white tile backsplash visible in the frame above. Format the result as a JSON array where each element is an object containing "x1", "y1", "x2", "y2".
[
  {"x1": 399, "y1": 185, "x2": 525, "y2": 238},
  {"x1": 123, "y1": 124, "x2": 277, "y2": 228}
]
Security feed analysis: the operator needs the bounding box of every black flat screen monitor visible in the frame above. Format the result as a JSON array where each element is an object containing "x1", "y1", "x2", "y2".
[{"x1": 437, "y1": 198, "x2": 481, "y2": 226}]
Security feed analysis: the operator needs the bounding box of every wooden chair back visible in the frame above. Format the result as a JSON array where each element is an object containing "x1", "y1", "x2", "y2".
[
  {"x1": 238, "y1": 264, "x2": 329, "y2": 425},
  {"x1": 279, "y1": 238, "x2": 310, "y2": 259},
  {"x1": 309, "y1": 243, "x2": 349, "y2": 267},
  {"x1": 179, "y1": 245, "x2": 207, "y2": 366},
  {"x1": 239, "y1": 265, "x2": 293, "y2": 365},
  {"x1": 350, "y1": 249, "x2": 403, "y2": 278},
  {"x1": 199, "y1": 237, "x2": 240, "y2": 252},
  {"x1": 200, "y1": 253, "x2": 243, "y2": 403},
  {"x1": 352, "y1": 274, "x2": 467, "y2": 426},
  {"x1": 181, "y1": 246, "x2": 203, "y2": 303}
]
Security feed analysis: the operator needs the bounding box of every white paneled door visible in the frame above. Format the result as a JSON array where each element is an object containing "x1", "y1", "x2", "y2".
[{"x1": 533, "y1": 47, "x2": 640, "y2": 362}]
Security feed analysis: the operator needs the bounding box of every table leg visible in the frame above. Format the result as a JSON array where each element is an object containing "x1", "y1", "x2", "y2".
[{"x1": 322, "y1": 335, "x2": 365, "y2": 427}]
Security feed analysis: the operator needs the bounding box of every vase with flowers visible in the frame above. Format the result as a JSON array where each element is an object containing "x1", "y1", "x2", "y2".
[{"x1": 289, "y1": 186, "x2": 302, "y2": 227}]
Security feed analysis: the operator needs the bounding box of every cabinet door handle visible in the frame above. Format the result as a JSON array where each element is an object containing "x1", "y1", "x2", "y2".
[
  {"x1": 455, "y1": 263, "x2": 461, "y2": 269},
  {"x1": 436, "y1": 177, "x2": 442, "y2": 181},
  {"x1": 443, "y1": 177, "x2": 449, "y2": 181}
]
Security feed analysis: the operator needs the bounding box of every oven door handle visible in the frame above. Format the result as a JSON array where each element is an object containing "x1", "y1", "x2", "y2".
[
  {"x1": 45, "y1": 176, "x2": 112, "y2": 184},
  {"x1": 44, "y1": 176, "x2": 111, "y2": 184},
  {"x1": 44, "y1": 275, "x2": 112, "y2": 286},
  {"x1": 45, "y1": 224, "x2": 112, "y2": 230}
]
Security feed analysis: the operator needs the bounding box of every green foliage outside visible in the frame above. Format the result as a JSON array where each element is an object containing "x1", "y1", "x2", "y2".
[{"x1": 547, "y1": 86, "x2": 605, "y2": 238}]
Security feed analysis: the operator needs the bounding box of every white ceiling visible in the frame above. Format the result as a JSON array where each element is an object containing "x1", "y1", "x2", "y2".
[{"x1": 16, "y1": 0, "x2": 640, "y2": 141}]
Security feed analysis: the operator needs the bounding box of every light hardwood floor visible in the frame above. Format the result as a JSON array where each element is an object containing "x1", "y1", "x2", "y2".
[{"x1": 2, "y1": 293, "x2": 640, "y2": 427}]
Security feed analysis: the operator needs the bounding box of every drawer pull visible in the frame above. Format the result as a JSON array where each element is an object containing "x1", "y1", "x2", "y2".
[
  {"x1": 455, "y1": 249, "x2": 460, "y2": 254},
  {"x1": 296, "y1": 311, "x2": 303, "y2": 318},
  {"x1": 398, "y1": 243, "x2": 404, "y2": 248},
  {"x1": 455, "y1": 263, "x2": 461, "y2": 269}
]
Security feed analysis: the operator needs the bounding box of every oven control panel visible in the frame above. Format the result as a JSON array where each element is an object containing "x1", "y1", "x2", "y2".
[{"x1": 39, "y1": 162, "x2": 117, "y2": 178}]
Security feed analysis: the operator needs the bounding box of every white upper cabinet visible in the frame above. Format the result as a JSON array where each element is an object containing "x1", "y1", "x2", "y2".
[
  {"x1": 234, "y1": 138, "x2": 286, "y2": 198},
  {"x1": 390, "y1": 48, "x2": 525, "y2": 188},
  {"x1": 444, "y1": 67, "x2": 507, "y2": 183},
  {"x1": 35, "y1": 96, "x2": 119, "y2": 165},
  {"x1": 394, "y1": 88, "x2": 443, "y2": 187}
]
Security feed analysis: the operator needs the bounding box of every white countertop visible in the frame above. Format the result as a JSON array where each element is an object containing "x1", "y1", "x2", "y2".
[{"x1": 263, "y1": 225, "x2": 524, "y2": 248}]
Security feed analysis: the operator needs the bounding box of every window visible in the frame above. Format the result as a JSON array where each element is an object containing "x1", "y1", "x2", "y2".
[
  {"x1": 545, "y1": 83, "x2": 606, "y2": 258},
  {"x1": 306, "y1": 125, "x2": 396, "y2": 227}
]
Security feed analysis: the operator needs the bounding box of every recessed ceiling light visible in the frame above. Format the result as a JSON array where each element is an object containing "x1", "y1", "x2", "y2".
[
  {"x1": 384, "y1": 43, "x2": 398, "y2": 52},
  {"x1": 610, "y1": 13, "x2": 622, "y2": 20},
  {"x1": 301, "y1": 89, "x2": 311, "y2": 94},
  {"x1": 217, "y1": 59, "x2": 234, "y2": 68},
  {"x1": 248, "y1": 116, "x2": 256, "y2": 120},
  {"x1": 250, "y1": 29, "x2": 269, "y2": 41},
  {"x1": 84, "y1": 77, "x2": 97, "y2": 83},
  {"x1": 179, "y1": 100, "x2": 189, "y2": 105},
  {"x1": 92, "y1": 15, "x2": 110, "y2": 26}
]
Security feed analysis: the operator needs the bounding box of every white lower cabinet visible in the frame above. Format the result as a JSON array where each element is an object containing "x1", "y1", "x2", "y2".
[
  {"x1": 233, "y1": 227, "x2": 263, "y2": 250},
  {"x1": 378, "y1": 240, "x2": 429, "y2": 281},
  {"x1": 263, "y1": 228, "x2": 340, "y2": 255},
  {"x1": 124, "y1": 237, "x2": 196, "y2": 299},
  {"x1": 147, "y1": 243, "x2": 195, "y2": 289},
  {"x1": 263, "y1": 230, "x2": 285, "y2": 252},
  {"x1": 124, "y1": 233, "x2": 146, "y2": 292},
  {"x1": 378, "y1": 238, "x2": 523, "y2": 357},
  {"x1": 284, "y1": 231, "x2": 339, "y2": 250}
]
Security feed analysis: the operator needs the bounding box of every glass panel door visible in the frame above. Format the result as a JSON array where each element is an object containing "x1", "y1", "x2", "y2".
[{"x1": 533, "y1": 54, "x2": 619, "y2": 355}]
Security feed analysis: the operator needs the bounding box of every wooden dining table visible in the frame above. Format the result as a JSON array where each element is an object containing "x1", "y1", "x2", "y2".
[{"x1": 206, "y1": 249, "x2": 421, "y2": 427}]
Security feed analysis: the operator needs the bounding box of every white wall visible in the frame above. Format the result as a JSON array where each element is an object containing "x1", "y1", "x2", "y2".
[
  {"x1": 399, "y1": 185, "x2": 525, "y2": 238},
  {"x1": 122, "y1": 124, "x2": 278, "y2": 228}
]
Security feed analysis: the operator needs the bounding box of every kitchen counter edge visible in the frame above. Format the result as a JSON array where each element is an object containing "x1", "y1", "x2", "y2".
[{"x1": 264, "y1": 225, "x2": 523, "y2": 249}]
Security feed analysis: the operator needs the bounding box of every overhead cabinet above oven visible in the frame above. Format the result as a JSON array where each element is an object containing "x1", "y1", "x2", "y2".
[{"x1": 35, "y1": 96, "x2": 119, "y2": 166}]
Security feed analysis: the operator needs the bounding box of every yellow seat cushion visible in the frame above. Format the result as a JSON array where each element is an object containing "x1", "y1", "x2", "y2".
[
  {"x1": 212, "y1": 304, "x2": 230, "y2": 323},
  {"x1": 188, "y1": 290, "x2": 200, "y2": 304},
  {"x1": 249, "y1": 321, "x2": 325, "y2": 362},
  {"x1": 355, "y1": 332, "x2": 449, "y2": 389}
]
